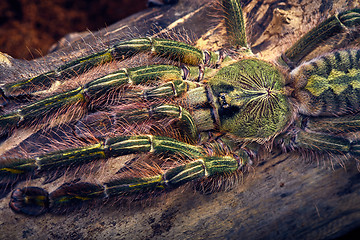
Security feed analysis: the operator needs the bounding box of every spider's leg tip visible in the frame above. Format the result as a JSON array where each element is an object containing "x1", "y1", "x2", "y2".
[{"x1": 9, "y1": 187, "x2": 49, "y2": 216}]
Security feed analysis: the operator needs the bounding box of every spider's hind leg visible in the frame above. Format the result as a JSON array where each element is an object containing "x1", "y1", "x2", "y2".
[
  {"x1": 301, "y1": 114, "x2": 360, "y2": 159},
  {"x1": 277, "y1": 115, "x2": 360, "y2": 167},
  {"x1": 281, "y1": 9, "x2": 360, "y2": 68}
]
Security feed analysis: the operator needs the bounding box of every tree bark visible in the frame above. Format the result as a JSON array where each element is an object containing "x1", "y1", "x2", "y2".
[{"x1": 0, "y1": 0, "x2": 359, "y2": 239}]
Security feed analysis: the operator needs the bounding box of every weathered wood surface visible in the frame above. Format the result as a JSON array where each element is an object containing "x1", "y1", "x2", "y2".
[{"x1": 0, "y1": 0, "x2": 360, "y2": 239}]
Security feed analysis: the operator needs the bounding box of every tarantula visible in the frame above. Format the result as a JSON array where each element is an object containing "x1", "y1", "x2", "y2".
[{"x1": 0, "y1": 0, "x2": 360, "y2": 217}]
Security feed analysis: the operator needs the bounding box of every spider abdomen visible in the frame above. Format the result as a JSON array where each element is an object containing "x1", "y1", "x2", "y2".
[{"x1": 292, "y1": 49, "x2": 360, "y2": 116}]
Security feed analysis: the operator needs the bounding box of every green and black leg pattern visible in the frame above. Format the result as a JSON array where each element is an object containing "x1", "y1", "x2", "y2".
[
  {"x1": 279, "y1": 123, "x2": 360, "y2": 159},
  {"x1": 0, "y1": 134, "x2": 206, "y2": 183},
  {"x1": 0, "y1": 64, "x2": 205, "y2": 137},
  {"x1": 4, "y1": 0, "x2": 360, "y2": 219},
  {"x1": 0, "y1": 37, "x2": 223, "y2": 100},
  {"x1": 75, "y1": 103, "x2": 198, "y2": 141},
  {"x1": 222, "y1": 0, "x2": 249, "y2": 52},
  {"x1": 281, "y1": 9, "x2": 360, "y2": 68},
  {"x1": 6, "y1": 134, "x2": 248, "y2": 215}
]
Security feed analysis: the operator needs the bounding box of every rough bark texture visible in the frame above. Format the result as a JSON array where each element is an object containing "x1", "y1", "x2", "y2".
[{"x1": 0, "y1": 0, "x2": 360, "y2": 239}]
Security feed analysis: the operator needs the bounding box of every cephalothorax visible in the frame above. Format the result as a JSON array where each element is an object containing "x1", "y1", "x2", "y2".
[{"x1": 0, "y1": 0, "x2": 360, "y2": 217}]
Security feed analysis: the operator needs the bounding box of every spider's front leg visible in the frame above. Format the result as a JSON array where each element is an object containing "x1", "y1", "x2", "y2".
[
  {"x1": 0, "y1": 79, "x2": 205, "y2": 184},
  {"x1": 0, "y1": 37, "x2": 222, "y2": 101},
  {"x1": 8, "y1": 134, "x2": 250, "y2": 216},
  {"x1": 0, "y1": 63, "x2": 207, "y2": 138},
  {"x1": 0, "y1": 60, "x2": 226, "y2": 197}
]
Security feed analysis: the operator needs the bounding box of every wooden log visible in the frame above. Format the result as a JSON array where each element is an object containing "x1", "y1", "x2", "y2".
[{"x1": 0, "y1": 0, "x2": 359, "y2": 239}]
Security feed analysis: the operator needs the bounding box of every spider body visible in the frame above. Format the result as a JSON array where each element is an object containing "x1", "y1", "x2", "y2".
[
  {"x1": 0, "y1": 0, "x2": 359, "y2": 231},
  {"x1": 209, "y1": 58, "x2": 291, "y2": 140}
]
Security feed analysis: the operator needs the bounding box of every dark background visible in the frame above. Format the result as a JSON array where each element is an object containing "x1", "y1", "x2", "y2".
[{"x1": 0, "y1": 0, "x2": 148, "y2": 60}]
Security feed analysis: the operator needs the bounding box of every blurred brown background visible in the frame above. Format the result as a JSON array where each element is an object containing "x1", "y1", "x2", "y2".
[{"x1": 0, "y1": 0, "x2": 148, "y2": 60}]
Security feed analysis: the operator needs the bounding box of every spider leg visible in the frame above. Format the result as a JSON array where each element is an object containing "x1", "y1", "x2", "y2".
[
  {"x1": 290, "y1": 130, "x2": 351, "y2": 155},
  {"x1": 305, "y1": 113, "x2": 360, "y2": 134},
  {"x1": 0, "y1": 64, "x2": 203, "y2": 137},
  {"x1": 75, "y1": 103, "x2": 198, "y2": 141},
  {"x1": 1, "y1": 50, "x2": 112, "y2": 100},
  {"x1": 291, "y1": 49, "x2": 360, "y2": 116},
  {"x1": 281, "y1": 9, "x2": 360, "y2": 68},
  {"x1": 0, "y1": 62, "x2": 217, "y2": 190},
  {"x1": 221, "y1": 0, "x2": 250, "y2": 52},
  {"x1": 0, "y1": 135, "x2": 203, "y2": 186},
  {"x1": 5, "y1": 131, "x2": 250, "y2": 216},
  {"x1": 0, "y1": 38, "x2": 223, "y2": 100},
  {"x1": 300, "y1": 114, "x2": 360, "y2": 157},
  {"x1": 9, "y1": 145, "x2": 248, "y2": 216},
  {"x1": 278, "y1": 114, "x2": 360, "y2": 159}
]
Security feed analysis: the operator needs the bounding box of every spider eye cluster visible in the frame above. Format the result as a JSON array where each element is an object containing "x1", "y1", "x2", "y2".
[
  {"x1": 210, "y1": 59, "x2": 292, "y2": 141},
  {"x1": 219, "y1": 93, "x2": 230, "y2": 108}
]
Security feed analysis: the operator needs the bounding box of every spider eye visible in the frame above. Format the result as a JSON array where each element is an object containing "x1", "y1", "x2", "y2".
[{"x1": 219, "y1": 93, "x2": 230, "y2": 108}]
